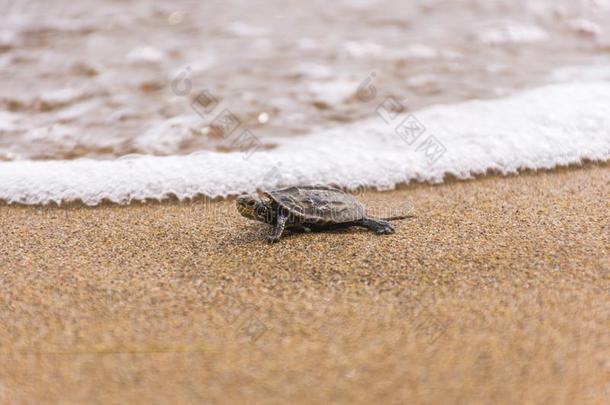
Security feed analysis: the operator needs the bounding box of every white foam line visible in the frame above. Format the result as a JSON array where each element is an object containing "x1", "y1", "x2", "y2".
[{"x1": 1, "y1": 82, "x2": 609, "y2": 205}]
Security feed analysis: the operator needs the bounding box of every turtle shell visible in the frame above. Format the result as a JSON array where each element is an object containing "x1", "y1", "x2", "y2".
[{"x1": 265, "y1": 186, "x2": 365, "y2": 225}]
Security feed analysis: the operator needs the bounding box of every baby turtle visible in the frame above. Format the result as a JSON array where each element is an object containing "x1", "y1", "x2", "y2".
[{"x1": 236, "y1": 186, "x2": 414, "y2": 243}]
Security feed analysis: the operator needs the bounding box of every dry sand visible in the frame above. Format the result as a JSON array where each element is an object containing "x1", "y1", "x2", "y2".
[{"x1": 0, "y1": 164, "x2": 608, "y2": 404}]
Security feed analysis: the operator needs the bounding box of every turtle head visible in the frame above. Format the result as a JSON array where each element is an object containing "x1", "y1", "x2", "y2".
[{"x1": 236, "y1": 194, "x2": 271, "y2": 223}]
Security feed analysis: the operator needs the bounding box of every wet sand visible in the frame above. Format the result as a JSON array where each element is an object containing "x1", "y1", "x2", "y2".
[{"x1": 0, "y1": 164, "x2": 608, "y2": 404}]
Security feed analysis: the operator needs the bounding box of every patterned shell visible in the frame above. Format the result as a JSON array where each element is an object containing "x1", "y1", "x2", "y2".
[{"x1": 265, "y1": 186, "x2": 365, "y2": 224}]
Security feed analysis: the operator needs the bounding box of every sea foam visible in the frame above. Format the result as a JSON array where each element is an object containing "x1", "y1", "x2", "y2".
[{"x1": 0, "y1": 82, "x2": 609, "y2": 205}]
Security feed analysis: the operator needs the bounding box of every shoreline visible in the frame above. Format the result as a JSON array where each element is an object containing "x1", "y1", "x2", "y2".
[
  {"x1": 1, "y1": 160, "x2": 607, "y2": 209},
  {"x1": 0, "y1": 164, "x2": 608, "y2": 404}
]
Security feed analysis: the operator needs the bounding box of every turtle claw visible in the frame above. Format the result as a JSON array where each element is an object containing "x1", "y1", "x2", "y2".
[
  {"x1": 267, "y1": 235, "x2": 281, "y2": 244},
  {"x1": 357, "y1": 218, "x2": 395, "y2": 235},
  {"x1": 376, "y1": 224, "x2": 395, "y2": 235}
]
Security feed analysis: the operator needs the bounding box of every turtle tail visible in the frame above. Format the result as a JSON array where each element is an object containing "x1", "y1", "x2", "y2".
[
  {"x1": 378, "y1": 213, "x2": 416, "y2": 221},
  {"x1": 371, "y1": 206, "x2": 416, "y2": 221}
]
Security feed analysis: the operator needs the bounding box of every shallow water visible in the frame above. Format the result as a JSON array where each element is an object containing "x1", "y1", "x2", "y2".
[{"x1": 1, "y1": 0, "x2": 610, "y2": 161}]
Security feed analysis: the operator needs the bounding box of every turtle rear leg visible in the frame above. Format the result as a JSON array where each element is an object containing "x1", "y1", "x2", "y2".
[
  {"x1": 267, "y1": 213, "x2": 288, "y2": 243},
  {"x1": 355, "y1": 218, "x2": 395, "y2": 235},
  {"x1": 288, "y1": 225, "x2": 312, "y2": 233}
]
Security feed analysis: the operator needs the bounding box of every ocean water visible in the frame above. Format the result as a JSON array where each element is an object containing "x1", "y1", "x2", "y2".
[{"x1": 1, "y1": 0, "x2": 609, "y2": 204}]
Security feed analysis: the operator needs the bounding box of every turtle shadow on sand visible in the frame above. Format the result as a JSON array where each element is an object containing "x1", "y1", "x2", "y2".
[{"x1": 229, "y1": 222, "x2": 375, "y2": 246}]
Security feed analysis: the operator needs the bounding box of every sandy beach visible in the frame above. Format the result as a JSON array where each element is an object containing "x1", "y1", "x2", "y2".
[
  {"x1": 0, "y1": 164, "x2": 608, "y2": 404},
  {"x1": 2, "y1": 1, "x2": 610, "y2": 403}
]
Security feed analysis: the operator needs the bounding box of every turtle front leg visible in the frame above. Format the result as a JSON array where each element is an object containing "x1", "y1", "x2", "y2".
[
  {"x1": 355, "y1": 218, "x2": 395, "y2": 235},
  {"x1": 267, "y1": 213, "x2": 288, "y2": 243}
]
